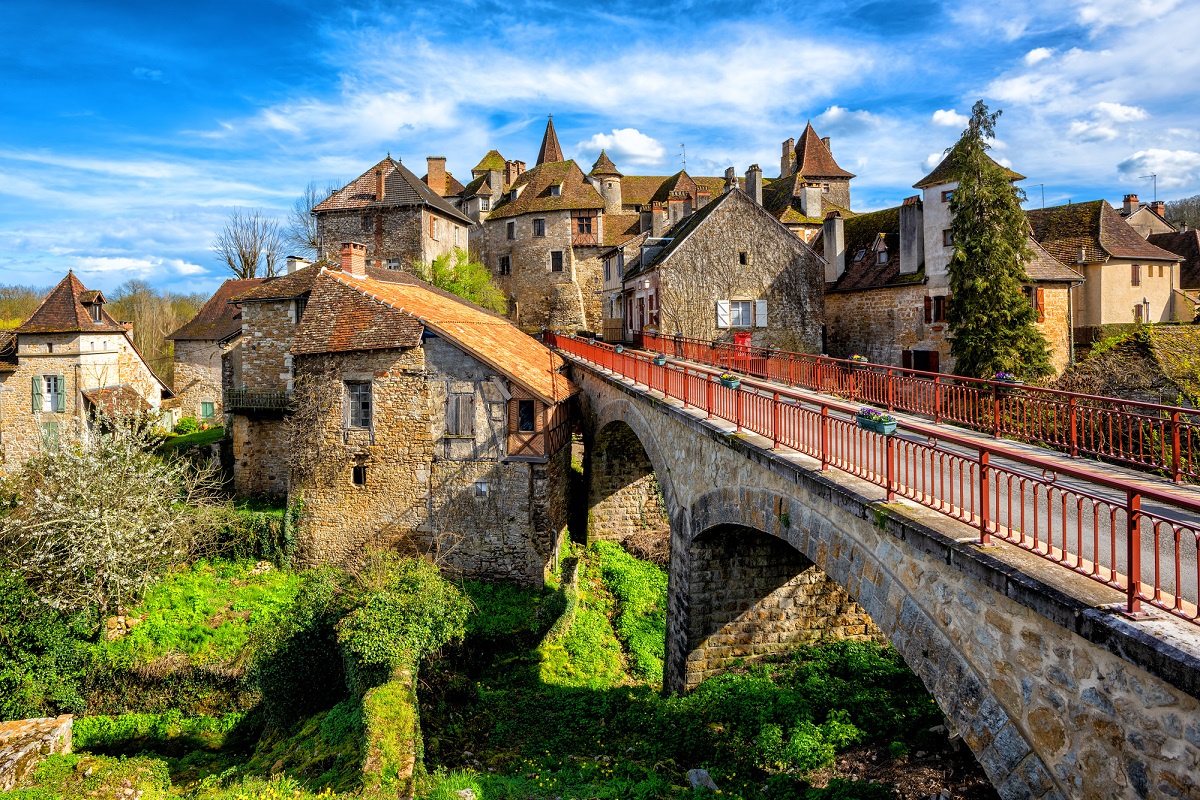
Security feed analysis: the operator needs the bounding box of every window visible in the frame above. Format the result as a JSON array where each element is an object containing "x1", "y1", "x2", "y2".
[
  {"x1": 474, "y1": 480, "x2": 489, "y2": 497},
  {"x1": 446, "y1": 392, "x2": 475, "y2": 437},
  {"x1": 506, "y1": 221, "x2": 515, "y2": 240},
  {"x1": 575, "y1": 215, "x2": 592, "y2": 234},
  {"x1": 386, "y1": 259, "x2": 401, "y2": 270},
  {"x1": 739, "y1": 251, "x2": 748, "y2": 265},
  {"x1": 942, "y1": 229, "x2": 953, "y2": 247},
  {"x1": 499, "y1": 255, "x2": 511, "y2": 275},
  {"x1": 604, "y1": 258, "x2": 611, "y2": 281},
  {"x1": 550, "y1": 184, "x2": 561, "y2": 197},
  {"x1": 352, "y1": 464, "x2": 367, "y2": 485},
  {"x1": 1131, "y1": 264, "x2": 1141, "y2": 286},
  {"x1": 924, "y1": 295, "x2": 950, "y2": 323},
  {"x1": 617, "y1": 252, "x2": 624, "y2": 277},
  {"x1": 200, "y1": 401, "x2": 215, "y2": 419},
  {"x1": 876, "y1": 249, "x2": 888, "y2": 265},
  {"x1": 533, "y1": 218, "x2": 546, "y2": 237},
  {"x1": 294, "y1": 297, "x2": 308, "y2": 324},
  {"x1": 550, "y1": 251, "x2": 564, "y2": 272},
  {"x1": 480, "y1": 197, "x2": 490, "y2": 211},
  {"x1": 822, "y1": 183, "x2": 830, "y2": 193},
  {"x1": 361, "y1": 215, "x2": 372, "y2": 231},
  {"x1": 46, "y1": 342, "x2": 53, "y2": 354},
  {"x1": 91, "y1": 304, "x2": 102, "y2": 323},
  {"x1": 902, "y1": 349, "x2": 940, "y2": 373},
  {"x1": 346, "y1": 382, "x2": 372, "y2": 429},
  {"x1": 941, "y1": 190, "x2": 953, "y2": 203},
  {"x1": 518, "y1": 399, "x2": 536, "y2": 432},
  {"x1": 730, "y1": 300, "x2": 753, "y2": 327},
  {"x1": 38, "y1": 375, "x2": 63, "y2": 412}
]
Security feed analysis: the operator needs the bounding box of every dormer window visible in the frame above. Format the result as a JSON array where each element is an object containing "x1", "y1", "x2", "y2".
[
  {"x1": 550, "y1": 184, "x2": 562, "y2": 197},
  {"x1": 509, "y1": 189, "x2": 518, "y2": 202},
  {"x1": 876, "y1": 249, "x2": 887, "y2": 265},
  {"x1": 91, "y1": 304, "x2": 102, "y2": 323},
  {"x1": 480, "y1": 197, "x2": 490, "y2": 211}
]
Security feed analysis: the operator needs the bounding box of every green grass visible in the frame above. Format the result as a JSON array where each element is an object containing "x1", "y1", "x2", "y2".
[
  {"x1": 75, "y1": 711, "x2": 246, "y2": 751},
  {"x1": 538, "y1": 555, "x2": 627, "y2": 689},
  {"x1": 160, "y1": 426, "x2": 225, "y2": 453},
  {"x1": 591, "y1": 541, "x2": 667, "y2": 683}
]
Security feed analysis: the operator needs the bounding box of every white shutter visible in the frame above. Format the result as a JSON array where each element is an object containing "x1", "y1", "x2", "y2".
[
  {"x1": 755, "y1": 300, "x2": 768, "y2": 328},
  {"x1": 716, "y1": 300, "x2": 731, "y2": 329}
]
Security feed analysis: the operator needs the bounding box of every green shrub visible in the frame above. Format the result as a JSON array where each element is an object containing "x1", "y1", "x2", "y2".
[
  {"x1": 74, "y1": 710, "x2": 245, "y2": 750},
  {"x1": 174, "y1": 416, "x2": 200, "y2": 435},
  {"x1": 592, "y1": 541, "x2": 667, "y2": 682}
]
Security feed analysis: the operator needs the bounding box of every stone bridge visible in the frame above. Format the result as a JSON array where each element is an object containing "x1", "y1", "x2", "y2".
[{"x1": 568, "y1": 356, "x2": 1200, "y2": 800}]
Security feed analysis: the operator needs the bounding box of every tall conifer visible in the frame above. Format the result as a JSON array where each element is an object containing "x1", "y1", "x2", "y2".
[{"x1": 946, "y1": 101, "x2": 1052, "y2": 379}]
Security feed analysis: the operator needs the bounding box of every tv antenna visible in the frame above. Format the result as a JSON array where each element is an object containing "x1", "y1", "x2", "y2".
[
  {"x1": 678, "y1": 144, "x2": 686, "y2": 171},
  {"x1": 1140, "y1": 173, "x2": 1157, "y2": 202},
  {"x1": 1036, "y1": 183, "x2": 1045, "y2": 209}
]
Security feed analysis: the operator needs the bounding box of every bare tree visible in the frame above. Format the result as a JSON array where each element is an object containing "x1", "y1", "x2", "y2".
[
  {"x1": 1165, "y1": 195, "x2": 1200, "y2": 229},
  {"x1": 285, "y1": 180, "x2": 341, "y2": 261},
  {"x1": 212, "y1": 208, "x2": 284, "y2": 279}
]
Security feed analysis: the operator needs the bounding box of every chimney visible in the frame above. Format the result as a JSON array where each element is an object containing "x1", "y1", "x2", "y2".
[
  {"x1": 823, "y1": 213, "x2": 845, "y2": 283},
  {"x1": 800, "y1": 184, "x2": 823, "y2": 217},
  {"x1": 745, "y1": 164, "x2": 763, "y2": 205},
  {"x1": 375, "y1": 169, "x2": 385, "y2": 201},
  {"x1": 286, "y1": 256, "x2": 310, "y2": 275},
  {"x1": 505, "y1": 160, "x2": 520, "y2": 185},
  {"x1": 650, "y1": 201, "x2": 666, "y2": 238},
  {"x1": 426, "y1": 157, "x2": 447, "y2": 196},
  {"x1": 780, "y1": 138, "x2": 795, "y2": 177},
  {"x1": 696, "y1": 188, "x2": 711, "y2": 209},
  {"x1": 1123, "y1": 193, "x2": 1138, "y2": 216},
  {"x1": 667, "y1": 190, "x2": 691, "y2": 225},
  {"x1": 1151, "y1": 200, "x2": 1166, "y2": 218},
  {"x1": 899, "y1": 196, "x2": 923, "y2": 275},
  {"x1": 822, "y1": 136, "x2": 832, "y2": 152},
  {"x1": 341, "y1": 242, "x2": 367, "y2": 276},
  {"x1": 723, "y1": 166, "x2": 737, "y2": 193}
]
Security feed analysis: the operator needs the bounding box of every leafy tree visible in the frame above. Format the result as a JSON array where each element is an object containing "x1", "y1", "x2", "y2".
[
  {"x1": 212, "y1": 208, "x2": 284, "y2": 279},
  {"x1": 413, "y1": 248, "x2": 507, "y2": 314},
  {"x1": 945, "y1": 101, "x2": 1053, "y2": 380},
  {"x1": 1165, "y1": 194, "x2": 1200, "y2": 229}
]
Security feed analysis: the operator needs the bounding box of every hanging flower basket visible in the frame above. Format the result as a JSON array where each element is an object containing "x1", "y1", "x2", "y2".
[
  {"x1": 855, "y1": 407, "x2": 897, "y2": 435},
  {"x1": 652, "y1": 354, "x2": 668, "y2": 366},
  {"x1": 588, "y1": 337, "x2": 596, "y2": 345},
  {"x1": 614, "y1": 345, "x2": 624, "y2": 354},
  {"x1": 718, "y1": 373, "x2": 741, "y2": 390}
]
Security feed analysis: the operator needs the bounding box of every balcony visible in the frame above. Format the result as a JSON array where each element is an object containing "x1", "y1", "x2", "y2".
[{"x1": 224, "y1": 388, "x2": 293, "y2": 415}]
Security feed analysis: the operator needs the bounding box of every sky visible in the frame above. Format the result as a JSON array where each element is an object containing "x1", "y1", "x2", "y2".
[{"x1": 1, "y1": 0, "x2": 1198, "y2": 295}]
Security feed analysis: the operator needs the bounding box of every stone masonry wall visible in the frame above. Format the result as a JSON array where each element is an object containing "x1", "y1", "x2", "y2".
[
  {"x1": 1038, "y1": 284, "x2": 1072, "y2": 374},
  {"x1": 172, "y1": 339, "x2": 223, "y2": 420},
  {"x1": 685, "y1": 525, "x2": 884, "y2": 688},
  {"x1": 317, "y1": 207, "x2": 468, "y2": 272},
  {"x1": 231, "y1": 416, "x2": 289, "y2": 498},
  {"x1": 825, "y1": 284, "x2": 952, "y2": 369},
  {"x1": 240, "y1": 300, "x2": 297, "y2": 390},
  {"x1": 587, "y1": 420, "x2": 669, "y2": 542},
  {"x1": 0, "y1": 715, "x2": 72, "y2": 791}
]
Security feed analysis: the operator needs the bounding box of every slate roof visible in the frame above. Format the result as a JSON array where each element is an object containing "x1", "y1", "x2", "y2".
[
  {"x1": 313, "y1": 156, "x2": 473, "y2": 225},
  {"x1": 82, "y1": 385, "x2": 152, "y2": 415},
  {"x1": 914, "y1": 141, "x2": 1025, "y2": 189},
  {"x1": 486, "y1": 160, "x2": 605, "y2": 220},
  {"x1": 462, "y1": 174, "x2": 491, "y2": 198},
  {"x1": 793, "y1": 123, "x2": 855, "y2": 180},
  {"x1": 472, "y1": 150, "x2": 507, "y2": 173},
  {"x1": 589, "y1": 150, "x2": 622, "y2": 178},
  {"x1": 14, "y1": 272, "x2": 127, "y2": 334},
  {"x1": 1148, "y1": 230, "x2": 1200, "y2": 289},
  {"x1": 294, "y1": 268, "x2": 576, "y2": 404},
  {"x1": 421, "y1": 172, "x2": 467, "y2": 197},
  {"x1": 762, "y1": 172, "x2": 852, "y2": 225},
  {"x1": 821, "y1": 206, "x2": 922, "y2": 292},
  {"x1": 536, "y1": 117, "x2": 565, "y2": 166},
  {"x1": 1024, "y1": 236, "x2": 1084, "y2": 282},
  {"x1": 233, "y1": 265, "x2": 323, "y2": 302},
  {"x1": 1027, "y1": 200, "x2": 1183, "y2": 265},
  {"x1": 167, "y1": 278, "x2": 265, "y2": 341}
]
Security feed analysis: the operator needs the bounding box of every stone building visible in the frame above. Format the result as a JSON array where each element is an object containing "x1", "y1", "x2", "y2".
[
  {"x1": 1028, "y1": 200, "x2": 1184, "y2": 347},
  {"x1": 821, "y1": 148, "x2": 1083, "y2": 375},
  {"x1": 619, "y1": 185, "x2": 826, "y2": 351},
  {"x1": 313, "y1": 155, "x2": 473, "y2": 272},
  {"x1": 166, "y1": 276, "x2": 264, "y2": 422},
  {"x1": 0, "y1": 272, "x2": 170, "y2": 472},
  {"x1": 762, "y1": 122, "x2": 856, "y2": 243},
  {"x1": 281, "y1": 243, "x2": 577, "y2": 585},
  {"x1": 1117, "y1": 193, "x2": 1174, "y2": 239}
]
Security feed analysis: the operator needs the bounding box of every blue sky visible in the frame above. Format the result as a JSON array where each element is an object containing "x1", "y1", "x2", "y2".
[{"x1": 2, "y1": 0, "x2": 1197, "y2": 294}]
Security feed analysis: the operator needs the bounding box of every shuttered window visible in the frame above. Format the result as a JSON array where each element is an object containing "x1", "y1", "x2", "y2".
[
  {"x1": 446, "y1": 393, "x2": 475, "y2": 437},
  {"x1": 754, "y1": 299, "x2": 768, "y2": 328},
  {"x1": 716, "y1": 300, "x2": 731, "y2": 329},
  {"x1": 34, "y1": 375, "x2": 64, "y2": 412},
  {"x1": 730, "y1": 300, "x2": 753, "y2": 327},
  {"x1": 1131, "y1": 264, "x2": 1141, "y2": 286},
  {"x1": 201, "y1": 401, "x2": 215, "y2": 419}
]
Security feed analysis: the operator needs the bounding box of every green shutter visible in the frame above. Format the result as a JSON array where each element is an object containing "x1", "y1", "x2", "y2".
[
  {"x1": 31, "y1": 376, "x2": 42, "y2": 412},
  {"x1": 54, "y1": 374, "x2": 66, "y2": 412}
]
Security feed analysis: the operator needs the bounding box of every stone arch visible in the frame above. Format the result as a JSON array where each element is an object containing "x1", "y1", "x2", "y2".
[{"x1": 667, "y1": 485, "x2": 1051, "y2": 795}]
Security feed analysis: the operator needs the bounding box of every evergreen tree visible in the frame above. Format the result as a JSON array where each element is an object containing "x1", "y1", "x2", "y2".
[{"x1": 946, "y1": 101, "x2": 1053, "y2": 380}]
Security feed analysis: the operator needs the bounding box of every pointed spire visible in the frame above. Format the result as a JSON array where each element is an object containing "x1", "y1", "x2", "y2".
[
  {"x1": 793, "y1": 122, "x2": 855, "y2": 179},
  {"x1": 589, "y1": 149, "x2": 622, "y2": 178},
  {"x1": 536, "y1": 114, "x2": 564, "y2": 166}
]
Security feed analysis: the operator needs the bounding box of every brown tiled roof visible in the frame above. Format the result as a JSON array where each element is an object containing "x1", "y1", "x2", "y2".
[
  {"x1": 233, "y1": 265, "x2": 323, "y2": 302},
  {"x1": 312, "y1": 156, "x2": 472, "y2": 225},
  {"x1": 823, "y1": 206, "x2": 923, "y2": 292},
  {"x1": 0, "y1": 332, "x2": 16, "y2": 371},
  {"x1": 761, "y1": 173, "x2": 850, "y2": 225},
  {"x1": 82, "y1": 385, "x2": 152, "y2": 415},
  {"x1": 793, "y1": 123, "x2": 855, "y2": 180},
  {"x1": 1149, "y1": 230, "x2": 1200, "y2": 289},
  {"x1": 14, "y1": 272, "x2": 127, "y2": 334},
  {"x1": 462, "y1": 174, "x2": 491, "y2": 198},
  {"x1": 1024, "y1": 236, "x2": 1084, "y2": 282},
  {"x1": 589, "y1": 150, "x2": 622, "y2": 177},
  {"x1": 914, "y1": 141, "x2": 1024, "y2": 189},
  {"x1": 618, "y1": 173, "x2": 731, "y2": 209},
  {"x1": 472, "y1": 150, "x2": 506, "y2": 173},
  {"x1": 296, "y1": 269, "x2": 576, "y2": 404},
  {"x1": 168, "y1": 278, "x2": 264, "y2": 341},
  {"x1": 486, "y1": 160, "x2": 604, "y2": 220},
  {"x1": 421, "y1": 172, "x2": 467, "y2": 197},
  {"x1": 1027, "y1": 200, "x2": 1182, "y2": 265},
  {"x1": 603, "y1": 213, "x2": 642, "y2": 247},
  {"x1": 536, "y1": 116, "x2": 565, "y2": 166}
]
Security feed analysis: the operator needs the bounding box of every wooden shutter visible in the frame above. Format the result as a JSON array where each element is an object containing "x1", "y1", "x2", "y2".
[
  {"x1": 901, "y1": 350, "x2": 913, "y2": 370},
  {"x1": 754, "y1": 300, "x2": 768, "y2": 328},
  {"x1": 1035, "y1": 287, "x2": 1046, "y2": 323},
  {"x1": 716, "y1": 300, "x2": 731, "y2": 329},
  {"x1": 31, "y1": 376, "x2": 42, "y2": 412},
  {"x1": 929, "y1": 351, "x2": 940, "y2": 374},
  {"x1": 54, "y1": 374, "x2": 65, "y2": 412},
  {"x1": 449, "y1": 394, "x2": 475, "y2": 436},
  {"x1": 923, "y1": 296, "x2": 933, "y2": 323}
]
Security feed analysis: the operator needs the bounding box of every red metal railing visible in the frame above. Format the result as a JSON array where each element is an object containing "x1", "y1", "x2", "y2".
[
  {"x1": 634, "y1": 331, "x2": 1200, "y2": 483},
  {"x1": 550, "y1": 333, "x2": 1200, "y2": 627}
]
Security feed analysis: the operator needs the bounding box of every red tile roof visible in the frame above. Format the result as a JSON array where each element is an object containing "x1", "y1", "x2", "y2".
[
  {"x1": 0, "y1": 332, "x2": 16, "y2": 371},
  {"x1": 82, "y1": 385, "x2": 152, "y2": 415},
  {"x1": 168, "y1": 278, "x2": 265, "y2": 341},
  {"x1": 14, "y1": 272, "x2": 127, "y2": 334},
  {"x1": 233, "y1": 265, "x2": 323, "y2": 302},
  {"x1": 1028, "y1": 200, "x2": 1183, "y2": 265},
  {"x1": 313, "y1": 156, "x2": 473, "y2": 225},
  {"x1": 536, "y1": 116, "x2": 565, "y2": 166},
  {"x1": 793, "y1": 123, "x2": 855, "y2": 180}
]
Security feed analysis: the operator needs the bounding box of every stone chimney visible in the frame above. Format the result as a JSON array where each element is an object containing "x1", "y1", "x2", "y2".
[
  {"x1": 667, "y1": 191, "x2": 691, "y2": 225},
  {"x1": 780, "y1": 138, "x2": 796, "y2": 177},
  {"x1": 822, "y1": 136, "x2": 832, "y2": 152},
  {"x1": 1151, "y1": 200, "x2": 1166, "y2": 218},
  {"x1": 286, "y1": 256, "x2": 310, "y2": 274},
  {"x1": 505, "y1": 160, "x2": 526, "y2": 185},
  {"x1": 696, "y1": 188, "x2": 711, "y2": 209},
  {"x1": 745, "y1": 164, "x2": 763, "y2": 205},
  {"x1": 1123, "y1": 193, "x2": 1138, "y2": 216},
  {"x1": 723, "y1": 167, "x2": 737, "y2": 193},
  {"x1": 800, "y1": 184, "x2": 823, "y2": 218},
  {"x1": 426, "y1": 157, "x2": 447, "y2": 196},
  {"x1": 375, "y1": 169, "x2": 385, "y2": 201},
  {"x1": 899, "y1": 196, "x2": 923, "y2": 276},
  {"x1": 822, "y1": 213, "x2": 846, "y2": 283},
  {"x1": 341, "y1": 242, "x2": 367, "y2": 276},
  {"x1": 650, "y1": 202, "x2": 667, "y2": 238}
]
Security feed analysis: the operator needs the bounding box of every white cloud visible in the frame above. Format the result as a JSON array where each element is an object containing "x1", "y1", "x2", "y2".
[
  {"x1": 1117, "y1": 149, "x2": 1200, "y2": 189},
  {"x1": 578, "y1": 128, "x2": 665, "y2": 166},
  {"x1": 132, "y1": 67, "x2": 168, "y2": 84},
  {"x1": 1094, "y1": 101, "x2": 1148, "y2": 122},
  {"x1": 931, "y1": 109, "x2": 968, "y2": 128},
  {"x1": 922, "y1": 152, "x2": 944, "y2": 171},
  {"x1": 1075, "y1": 0, "x2": 1183, "y2": 31},
  {"x1": 1068, "y1": 120, "x2": 1119, "y2": 142},
  {"x1": 814, "y1": 106, "x2": 880, "y2": 135},
  {"x1": 1024, "y1": 47, "x2": 1053, "y2": 65},
  {"x1": 71, "y1": 255, "x2": 208, "y2": 279}
]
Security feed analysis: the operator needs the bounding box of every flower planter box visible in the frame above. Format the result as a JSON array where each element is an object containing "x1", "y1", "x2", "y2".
[
  {"x1": 855, "y1": 414, "x2": 897, "y2": 435},
  {"x1": 719, "y1": 376, "x2": 741, "y2": 390},
  {"x1": 652, "y1": 356, "x2": 667, "y2": 366},
  {"x1": 614, "y1": 345, "x2": 624, "y2": 354}
]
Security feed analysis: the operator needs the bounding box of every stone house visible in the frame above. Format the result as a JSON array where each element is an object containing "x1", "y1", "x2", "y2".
[
  {"x1": 281, "y1": 243, "x2": 577, "y2": 585},
  {"x1": 0, "y1": 272, "x2": 170, "y2": 472},
  {"x1": 1028, "y1": 200, "x2": 1184, "y2": 346},
  {"x1": 1117, "y1": 193, "x2": 1174, "y2": 239},
  {"x1": 618, "y1": 185, "x2": 826, "y2": 351},
  {"x1": 762, "y1": 122, "x2": 856, "y2": 243},
  {"x1": 166, "y1": 276, "x2": 264, "y2": 422},
  {"x1": 313, "y1": 155, "x2": 474, "y2": 272},
  {"x1": 1147, "y1": 228, "x2": 1200, "y2": 318},
  {"x1": 821, "y1": 147, "x2": 1083, "y2": 375}
]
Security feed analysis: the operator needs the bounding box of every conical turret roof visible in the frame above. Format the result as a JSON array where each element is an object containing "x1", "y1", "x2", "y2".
[
  {"x1": 589, "y1": 149, "x2": 622, "y2": 177},
  {"x1": 536, "y1": 115, "x2": 565, "y2": 166},
  {"x1": 793, "y1": 122, "x2": 855, "y2": 180}
]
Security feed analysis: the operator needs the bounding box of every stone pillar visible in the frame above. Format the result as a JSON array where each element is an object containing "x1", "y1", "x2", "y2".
[{"x1": 587, "y1": 421, "x2": 668, "y2": 542}]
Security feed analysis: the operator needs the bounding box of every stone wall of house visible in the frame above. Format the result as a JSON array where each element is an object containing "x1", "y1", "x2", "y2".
[
  {"x1": 240, "y1": 300, "x2": 297, "y2": 390},
  {"x1": 0, "y1": 715, "x2": 72, "y2": 791},
  {"x1": 172, "y1": 339, "x2": 223, "y2": 420},
  {"x1": 824, "y1": 285, "x2": 953, "y2": 370},
  {"x1": 317, "y1": 206, "x2": 468, "y2": 271},
  {"x1": 231, "y1": 416, "x2": 289, "y2": 498},
  {"x1": 1038, "y1": 284, "x2": 1073, "y2": 374},
  {"x1": 685, "y1": 525, "x2": 884, "y2": 687},
  {"x1": 587, "y1": 420, "x2": 669, "y2": 542}
]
